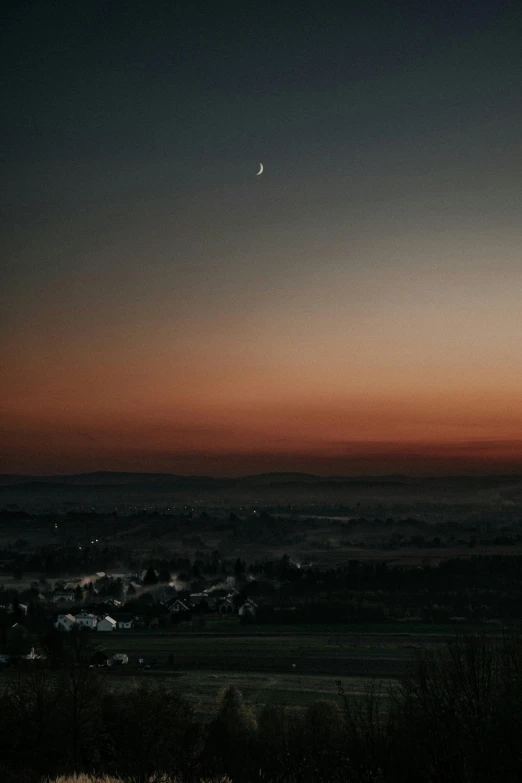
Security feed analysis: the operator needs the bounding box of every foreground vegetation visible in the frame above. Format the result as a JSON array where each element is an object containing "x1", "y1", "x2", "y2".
[{"x1": 3, "y1": 634, "x2": 522, "y2": 782}]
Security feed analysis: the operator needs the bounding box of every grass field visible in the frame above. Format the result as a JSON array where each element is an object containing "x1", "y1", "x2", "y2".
[
  {"x1": 89, "y1": 623, "x2": 464, "y2": 716},
  {"x1": 98, "y1": 630, "x2": 415, "y2": 678},
  {"x1": 89, "y1": 621, "x2": 502, "y2": 709},
  {"x1": 161, "y1": 619, "x2": 478, "y2": 635},
  {"x1": 107, "y1": 669, "x2": 397, "y2": 713}
]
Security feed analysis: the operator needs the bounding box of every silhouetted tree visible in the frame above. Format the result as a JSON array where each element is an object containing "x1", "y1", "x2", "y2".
[
  {"x1": 143, "y1": 567, "x2": 158, "y2": 586},
  {"x1": 102, "y1": 681, "x2": 199, "y2": 783},
  {"x1": 234, "y1": 558, "x2": 245, "y2": 578},
  {"x1": 204, "y1": 686, "x2": 257, "y2": 780}
]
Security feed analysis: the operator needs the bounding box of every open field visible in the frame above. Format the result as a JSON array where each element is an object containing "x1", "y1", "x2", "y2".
[
  {"x1": 95, "y1": 628, "x2": 447, "y2": 681},
  {"x1": 108, "y1": 669, "x2": 397, "y2": 712},
  {"x1": 91, "y1": 625, "x2": 463, "y2": 711},
  {"x1": 89, "y1": 621, "x2": 508, "y2": 711},
  {"x1": 153, "y1": 618, "x2": 483, "y2": 635},
  {"x1": 298, "y1": 543, "x2": 522, "y2": 568}
]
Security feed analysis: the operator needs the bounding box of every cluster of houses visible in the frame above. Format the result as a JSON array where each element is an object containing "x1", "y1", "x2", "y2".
[
  {"x1": 50, "y1": 573, "x2": 139, "y2": 605},
  {"x1": 54, "y1": 594, "x2": 259, "y2": 633},
  {"x1": 55, "y1": 612, "x2": 132, "y2": 632},
  {"x1": 168, "y1": 594, "x2": 258, "y2": 618},
  {"x1": 1, "y1": 571, "x2": 263, "y2": 652}
]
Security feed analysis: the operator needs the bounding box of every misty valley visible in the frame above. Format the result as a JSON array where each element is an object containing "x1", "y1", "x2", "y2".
[{"x1": 2, "y1": 473, "x2": 522, "y2": 781}]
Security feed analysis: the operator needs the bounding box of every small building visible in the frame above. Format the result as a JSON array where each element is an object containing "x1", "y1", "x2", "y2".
[
  {"x1": 90, "y1": 648, "x2": 112, "y2": 666},
  {"x1": 75, "y1": 611, "x2": 98, "y2": 630},
  {"x1": 5, "y1": 602, "x2": 28, "y2": 615},
  {"x1": 218, "y1": 598, "x2": 236, "y2": 615},
  {"x1": 55, "y1": 614, "x2": 77, "y2": 632},
  {"x1": 97, "y1": 616, "x2": 117, "y2": 632},
  {"x1": 52, "y1": 590, "x2": 75, "y2": 604},
  {"x1": 238, "y1": 599, "x2": 258, "y2": 618},
  {"x1": 112, "y1": 652, "x2": 129, "y2": 665},
  {"x1": 167, "y1": 599, "x2": 192, "y2": 614},
  {"x1": 116, "y1": 614, "x2": 134, "y2": 629}
]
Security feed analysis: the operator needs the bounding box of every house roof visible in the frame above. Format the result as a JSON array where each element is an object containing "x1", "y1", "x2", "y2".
[
  {"x1": 169, "y1": 599, "x2": 191, "y2": 610},
  {"x1": 99, "y1": 615, "x2": 116, "y2": 625},
  {"x1": 116, "y1": 614, "x2": 134, "y2": 623},
  {"x1": 58, "y1": 614, "x2": 76, "y2": 622}
]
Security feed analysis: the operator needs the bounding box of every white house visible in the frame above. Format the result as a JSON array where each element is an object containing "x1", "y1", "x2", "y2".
[
  {"x1": 75, "y1": 611, "x2": 98, "y2": 630},
  {"x1": 55, "y1": 614, "x2": 77, "y2": 631},
  {"x1": 112, "y1": 653, "x2": 129, "y2": 665},
  {"x1": 97, "y1": 616, "x2": 117, "y2": 632},
  {"x1": 116, "y1": 614, "x2": 134, "y2": 629}
]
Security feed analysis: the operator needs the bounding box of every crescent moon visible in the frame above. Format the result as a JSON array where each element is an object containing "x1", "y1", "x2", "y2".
[{"x1": 256, "y1": 162, "x2": 263, "y2": 176}]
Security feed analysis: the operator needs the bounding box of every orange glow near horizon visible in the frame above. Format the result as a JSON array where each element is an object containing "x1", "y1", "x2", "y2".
[{"x1": 4, "y1": 251, "x2": 522, "y2": 476}]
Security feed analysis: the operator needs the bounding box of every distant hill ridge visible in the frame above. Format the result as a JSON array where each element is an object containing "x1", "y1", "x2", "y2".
[
  {"x1": 1, "y1": 471, "x2": 522, "y2": 490},
  {"x1": 0, "y1": 470, "x2": 411, "y2": 488}
]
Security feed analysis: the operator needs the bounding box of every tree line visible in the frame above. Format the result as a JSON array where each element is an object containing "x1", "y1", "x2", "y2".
[{"x1": 2, "y1": 634, "x2": 522, "y2": 782}]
